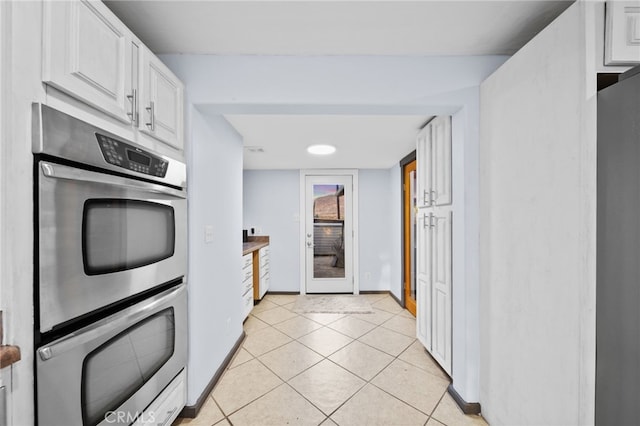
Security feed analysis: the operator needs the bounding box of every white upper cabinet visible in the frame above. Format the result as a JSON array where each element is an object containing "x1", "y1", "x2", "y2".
[
  {"x1": 42, "y1": 0, "x2": 184, "y2": 152},
  {"x1": 416, "y1": 116, "x2": 452, "y2": 208},
  {"x1": 431, "y1": 116, "x2": 452, "y2": 206},
  {"x1": 605, "y1": 1, "x2": 640, "y2": 65},
  {"x1": 416, "y1": 125, "x2": 432, "y2": 207},
  {"x1": 139, "y1": 49, "x2": 184, "y2": 150},
  {"x1": 43, "y1": 0, "x2": 134, "y2": 124}
]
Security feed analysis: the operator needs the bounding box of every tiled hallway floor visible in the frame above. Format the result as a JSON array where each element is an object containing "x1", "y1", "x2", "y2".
[{"x1": 175, "y1": 293, "x2": 488, "y2": 426}]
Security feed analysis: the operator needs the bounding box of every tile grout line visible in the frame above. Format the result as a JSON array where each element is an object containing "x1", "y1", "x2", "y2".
[{"x1": 211, "y1": 295, "x2": 446, "y2": 426}]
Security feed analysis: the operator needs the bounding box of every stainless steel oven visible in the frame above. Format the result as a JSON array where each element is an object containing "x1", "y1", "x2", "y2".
[
  {"x1": 36, "y1": 284, "x2": 187, "y2": 426},
  {"x1": 33, "y1": 104, "x2": 187, "y2": 333},
  {"x1": 33, "y1": 104, "x2": 188, "y2": 426}
]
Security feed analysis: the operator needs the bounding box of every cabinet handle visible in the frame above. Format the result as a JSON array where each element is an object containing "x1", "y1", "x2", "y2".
[
  {"x1": 146, "y1": 101, "x2": 155, "y2": 131},
  {"x1": 431, "y1": 190, "x2": 437, "y2": 205},
  {"x1": 158, "y1": 406, "x2": 178, "y2": 426},
  {"x1": 423, "y1": 213, "x2": 435, "y2": 228},
  {"x1": 423, "y1": 190, "x2": 429, "y2": 205},
  {"x1": 126, "y1": 89, "x2": 138, "y2": 127}
]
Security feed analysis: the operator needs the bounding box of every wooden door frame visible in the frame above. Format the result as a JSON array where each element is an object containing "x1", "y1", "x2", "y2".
[{"x1": 400, "y1": 151, "x2": 417, "y2": 315}]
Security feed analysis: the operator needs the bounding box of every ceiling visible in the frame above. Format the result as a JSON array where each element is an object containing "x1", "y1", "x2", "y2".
[
  {"x1": 226, "y1": 115, "x2": 431, "y2": 169},
  {"x1": 104, "y1": 0, "x2": 574, "y2": 169}
]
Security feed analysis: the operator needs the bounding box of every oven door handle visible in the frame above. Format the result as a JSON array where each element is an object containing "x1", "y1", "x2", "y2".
[
  {"x1": 40, "y1": 162, "x2": 186, "y2": 199},
  {"x1": 37, "y1": 285, "x2": 185, "y2": 362}
]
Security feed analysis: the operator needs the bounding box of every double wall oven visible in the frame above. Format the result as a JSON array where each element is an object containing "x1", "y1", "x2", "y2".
[{"x1": 33, "y1": 104, "x2": 187, "y2": 425}]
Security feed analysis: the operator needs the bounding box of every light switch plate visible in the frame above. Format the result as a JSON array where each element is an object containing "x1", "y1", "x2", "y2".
[{"x1": 204, "y1": 225, "x2": 214, "y2": 243}]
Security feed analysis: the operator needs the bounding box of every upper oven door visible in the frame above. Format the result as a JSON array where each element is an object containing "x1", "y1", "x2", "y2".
[{"x1": 37, "y1": 161, "x2": 187, "y2": 333}]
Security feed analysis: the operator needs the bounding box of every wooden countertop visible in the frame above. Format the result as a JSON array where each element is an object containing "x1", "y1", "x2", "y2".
[{"x1": 243, "y1": 236, "x2": 270, "y2": 255}]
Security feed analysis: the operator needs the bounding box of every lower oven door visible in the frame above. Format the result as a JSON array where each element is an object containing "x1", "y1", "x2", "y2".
[
  {"x1": 36, "y1": 284, "x2": 187, "y2": 426},
  {"x1": 37, "y1": 160, "x2": 187, "y2": 332}
]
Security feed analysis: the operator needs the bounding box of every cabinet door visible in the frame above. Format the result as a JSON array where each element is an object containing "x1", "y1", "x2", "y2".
[
  {"x1": 416, "y1": 210, "x2": 432, "y2": 349},
  {"x1": 431, "y1": 116, "x2": 452, "y2": 206},
  {"x1": 605, "y1": 1, "x2": 640, "y2": 65},
  {"x1": 139, "y1": 48, "x2": 184, "y2": 150},
  {"x1": 430, "y1": 208, "x2": 452, "y2": 374},
  {"x1": 416, "y1": 125, "x2": 432, "y2": 208},
  {"x1": 43, "y1": 0, "x2": 134, "y2": 123}
]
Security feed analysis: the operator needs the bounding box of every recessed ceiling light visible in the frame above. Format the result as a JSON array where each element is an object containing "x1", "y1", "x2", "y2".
[{"x1": 307, "y1": 144, "x2": 336, "y2": 155}]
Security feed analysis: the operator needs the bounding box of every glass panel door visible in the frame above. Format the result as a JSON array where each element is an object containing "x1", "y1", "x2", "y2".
[{"x1": 305, "y1": 175, "x2": 354, "y2": 293}]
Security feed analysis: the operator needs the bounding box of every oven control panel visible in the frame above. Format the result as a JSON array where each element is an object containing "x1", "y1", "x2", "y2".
[{"x1": 96, "y1": 134, "x2": 168, "y2": 178}]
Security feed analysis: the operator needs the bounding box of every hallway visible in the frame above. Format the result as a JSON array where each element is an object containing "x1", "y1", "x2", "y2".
[{"x1": 175, "y1": 293, "x2": 487, "y2": 425}]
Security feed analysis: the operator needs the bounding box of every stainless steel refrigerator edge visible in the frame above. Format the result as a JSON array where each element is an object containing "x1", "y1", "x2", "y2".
[{"x1": 596, "y1": 64, "x2": 640, "y2": 424}]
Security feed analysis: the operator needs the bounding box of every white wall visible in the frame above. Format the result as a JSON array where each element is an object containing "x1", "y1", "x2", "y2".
[
  {"x1": 388, "y1": 164, "x2": 403, "y2": 300},
  {"x1": 162, "y1": 53, "x2": 508, "y2": 405},
  {"x1": 243, "y1": 170, "x2": 300, "y2": 293},
  {"x1": 242, "y1": 168, "x2": 400, "y2": 294},
  {"x1": 479, "y1": 2, "x2": 596, "y2": 424},
  {"x1": 186, "y1": 107, "x2": 244, "y2": 405},
  {"x1": 358, "y1": 169, "x2": 394, "y2": 292},
  {"x1": 1, "y1": 2, "x2": 46, "y2": 424}
]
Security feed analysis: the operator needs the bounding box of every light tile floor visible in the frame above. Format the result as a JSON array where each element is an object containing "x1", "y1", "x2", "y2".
[{"x1": 175, "y1": 293, "x2": 488, "y2": 426}]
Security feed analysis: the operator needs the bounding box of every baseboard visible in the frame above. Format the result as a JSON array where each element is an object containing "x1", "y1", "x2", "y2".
[
  {"x1": 264, "y1": 291, "x2": 300, "y2": 295},
  {"x1": 447, "y1": 384, "x2": 481, "y2": 415},
  {"x1": 359, "y1": 290, "x2": 389, "y2": 294},
  {"x1": 388, "y1": 291, "x2": 402, "y2": 307},
  {"x1": 179, "y1": 331, "x2": 246, "y2": 418}
]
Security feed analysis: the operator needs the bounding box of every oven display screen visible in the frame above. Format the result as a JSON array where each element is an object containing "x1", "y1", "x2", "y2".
[
  {"x1": 96, "y1": 133, "x2": 168, "y2": 178},
  {"x1": 127, "y1": 149, "x2": 151, "y2": 166}
]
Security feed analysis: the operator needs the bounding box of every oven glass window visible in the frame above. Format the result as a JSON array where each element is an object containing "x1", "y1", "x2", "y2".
[
  {"x1": 83, "y1": 200, "x2": 175, "y2": 275},
  {"x1": 82, "y1": 308, "x2": 175, "y2": 426}
]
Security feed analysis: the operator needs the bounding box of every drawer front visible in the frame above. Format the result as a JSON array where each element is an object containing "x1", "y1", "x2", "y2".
[
  {"x1": 244, "y1": 275, "x2": 254, "y2": 294},
  {"x1": 132, "y1": 369, "x2": 185, "y2": 426},
  {"x1": 259, "y1": 274, "x2": 270, "y2": 299},
  {"x1": 242, "y1": 289, "x2": 254, "y2": 318},
  {"x1": 242, "y1": 267, "x2": 253, "y2": 284},
  {"x1": 260, "y1": 264, "x2": 270, "y2": 278},
  {"x1": 242, "y1": 253, "x2": 253, "y2": 269}
]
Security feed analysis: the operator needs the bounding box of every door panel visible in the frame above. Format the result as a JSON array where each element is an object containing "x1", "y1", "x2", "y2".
[
  {"x1": 416, "y1": 126, "x2": 432, "y2": 207},
  {"x1": 42, "y1": 0, "x2": 133, "y2": 123},
  {"x1": 416, "y1": 210, "x2": 432, "y2": 348},
  {"x1": 305, "y1": 175, "x2": 353, "y2": 293},
  {"x1": 431, "y1": 208, "x2": 452, "y2": 374},
  {"x1": 139, "y1": 49, "x2": 184, "y2": 149},
  {"x1": 431, "y1": 116, "x2": 452, "y2": 206}
]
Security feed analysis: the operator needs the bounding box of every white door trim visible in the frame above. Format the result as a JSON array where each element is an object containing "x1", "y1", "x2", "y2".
[{"x1": 299, "y1": 169, "x2": 359, "y2": 295}]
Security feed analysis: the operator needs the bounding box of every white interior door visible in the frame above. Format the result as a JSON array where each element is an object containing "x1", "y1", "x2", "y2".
[{"x1": 304, "y1": 174, "x2": 354, "y2": 293}]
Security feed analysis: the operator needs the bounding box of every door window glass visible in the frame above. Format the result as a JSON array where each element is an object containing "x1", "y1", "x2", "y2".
[
  {"x1": 82, "y1": 308, "x2": 175, "y2": 425},
  {"x1": 313, "y1": 184, "x2": 345, "y2": 279},
  {"x1": 83, "y1": 199, "x2": 175, "y2": 275}
]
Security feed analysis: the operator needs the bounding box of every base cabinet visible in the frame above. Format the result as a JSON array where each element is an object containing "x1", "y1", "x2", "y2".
[
  {"x1": 258, "y1": 247, "x2": 270, "y2": 299},
  {"x1": 241, "y1": 253, "x2": 254, "y2": 320}
]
